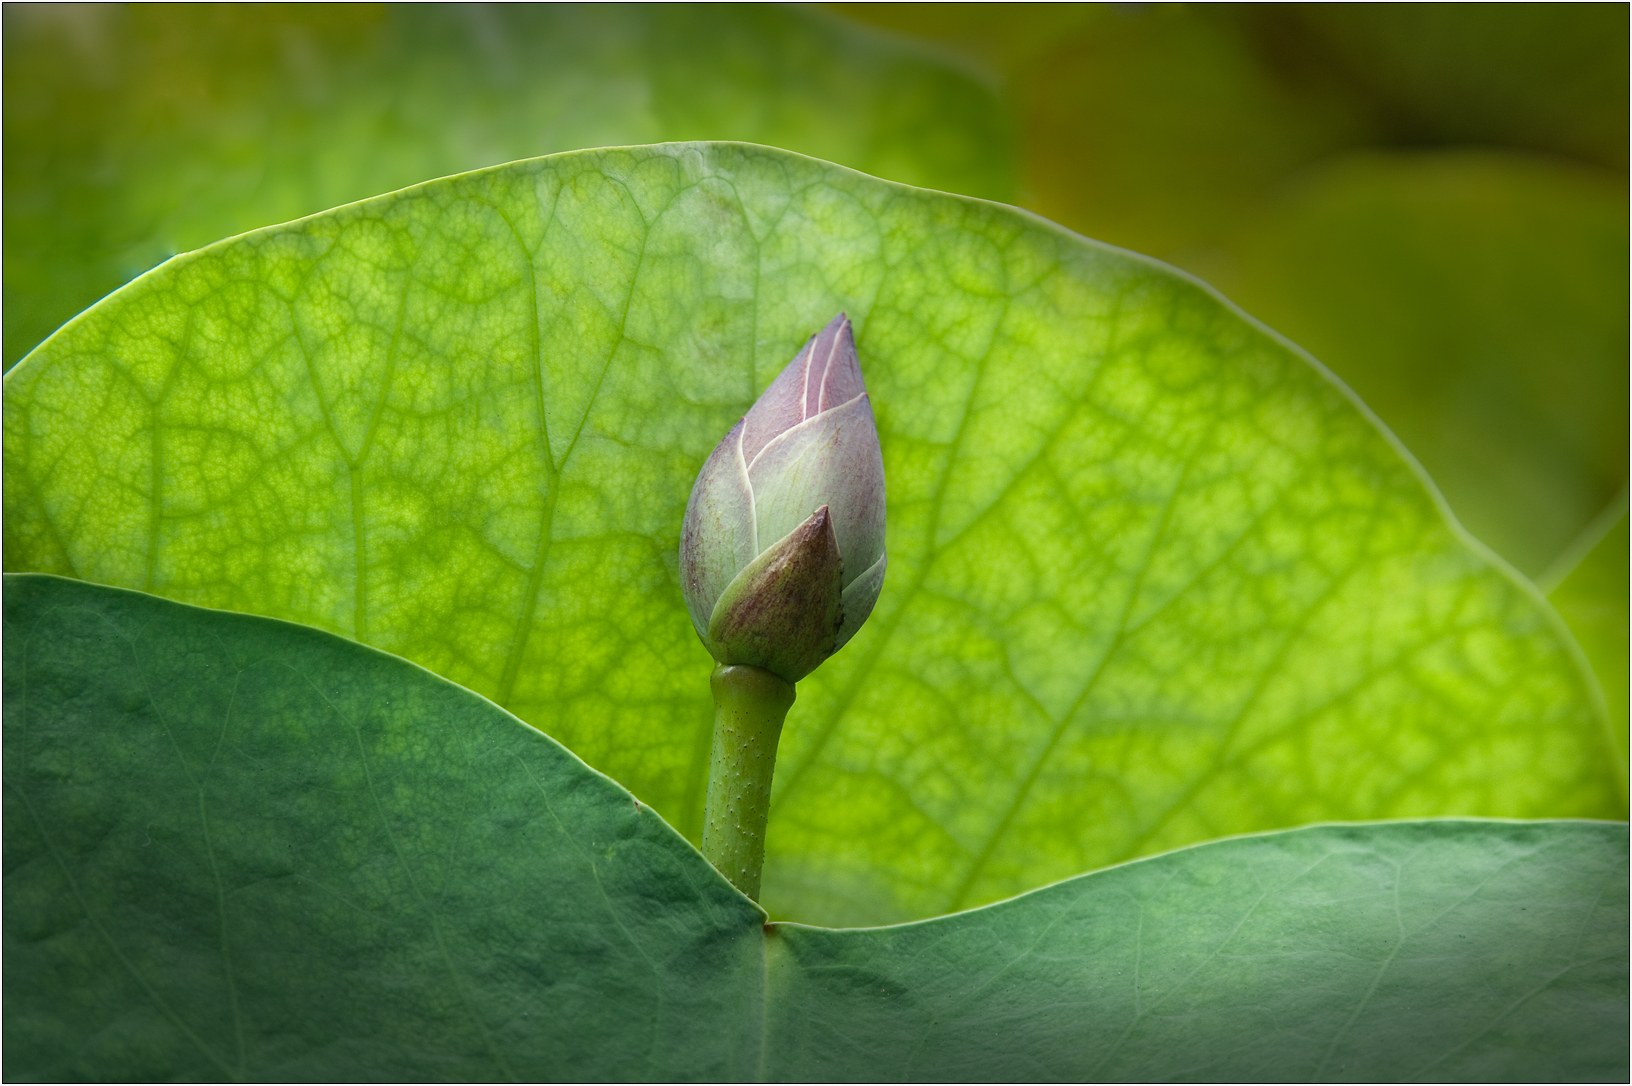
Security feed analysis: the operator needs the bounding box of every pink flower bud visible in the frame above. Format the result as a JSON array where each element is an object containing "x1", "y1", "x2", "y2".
[{"x1": 680, "y1": 314, "x2": 887, "y2": 682}]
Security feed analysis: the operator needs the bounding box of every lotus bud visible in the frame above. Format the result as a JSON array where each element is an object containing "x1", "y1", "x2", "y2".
[{"x1": 680, "y1": 313, "x2": 887, "y2": 683}]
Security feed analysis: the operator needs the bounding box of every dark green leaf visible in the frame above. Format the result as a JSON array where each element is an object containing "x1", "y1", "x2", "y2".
[
  {"x1": 6, "y1": 574, "x2": 1626, "y2": 1081},
  {"x1": 3, "y1": 573, "x2": 763, "y2": 1081}
]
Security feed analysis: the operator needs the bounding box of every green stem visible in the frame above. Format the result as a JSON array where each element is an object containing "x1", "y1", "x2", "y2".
[{"x1": 702, "y1": 664, "x2": 796, "y2": 900}]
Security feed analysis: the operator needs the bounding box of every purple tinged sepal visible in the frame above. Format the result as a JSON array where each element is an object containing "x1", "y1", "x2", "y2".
[
  {"x1": 680, "y1": 313, "x2": 887, "y2": 683},
  {"x1": 707, "y1": 506, "x2": 844, "y2": 682}
]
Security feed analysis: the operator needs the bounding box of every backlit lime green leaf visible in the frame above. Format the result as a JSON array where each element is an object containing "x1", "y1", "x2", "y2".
[
  {"x1": 6, "y1": 575, "x2": 1626, "y2": 1081},
  {"x1": 1547, "y1": 496, "x2": 1630, "y2": 768},
  {"x1": 2, "y1": 3, "x2": 1012, "y2": 368},
  {"x1": 3, "y1": 144, "x2": 1621, "y2": 926}
]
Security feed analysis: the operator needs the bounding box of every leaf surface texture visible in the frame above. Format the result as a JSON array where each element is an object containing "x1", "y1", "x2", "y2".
[{"x1": 3, "y1": 144, "x2": 1621, "y2": 924}]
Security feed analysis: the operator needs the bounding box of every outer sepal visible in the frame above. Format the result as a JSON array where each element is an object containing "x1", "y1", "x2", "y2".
[
  {"x1": 680, "y1": 418, "x2": 757, "y2": 640},
  {"x1": 679, "y1": 313, "x2": 886, "y2": 682},
  {"x1": 707, "y1": 506, "x2": 844, "y2": 683}
]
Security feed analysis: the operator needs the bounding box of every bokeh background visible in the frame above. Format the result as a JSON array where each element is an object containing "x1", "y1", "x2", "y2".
[{"x1": 5, "y1": 2, "x2": 1625, "y2": 747}]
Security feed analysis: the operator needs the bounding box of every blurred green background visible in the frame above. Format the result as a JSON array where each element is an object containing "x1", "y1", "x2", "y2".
[{"x1": 5, "y1": 2, "x2": 1625, "y2": 745}]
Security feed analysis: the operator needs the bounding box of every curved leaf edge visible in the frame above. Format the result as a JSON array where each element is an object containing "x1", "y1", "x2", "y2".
[
  {"x1": 788, "y1": 812, "x2": 1631, "y2": 937},
  {"x1": 995, "y1": 203, "x2": 1623, "y2": 792},
  {"x1": 7, "y1": 571, "x2": 1622, "y2": 936},
  {"x1": 1, "y1": 570, "x2": 767, "y2": 929}
]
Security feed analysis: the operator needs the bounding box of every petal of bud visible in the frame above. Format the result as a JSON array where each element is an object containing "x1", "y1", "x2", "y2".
[
  {"x1": 740, "y1": 313, "x2": 863, "y2": 463},
  {"x1": 835, "y1": 551, "x2": 886, "y2": 652},
  {"x1": 680, "y1": 417, "x2": 758, "y2": 640},
  {"x1": 747, "y1": 392, "x2": 885, "y2": 589},
  {"x1": 707, "y1": 506, "x2": 845, "y2": 683},
  {"x1": 678, "y1": 313, "x2": 887, "y2": 681}
]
